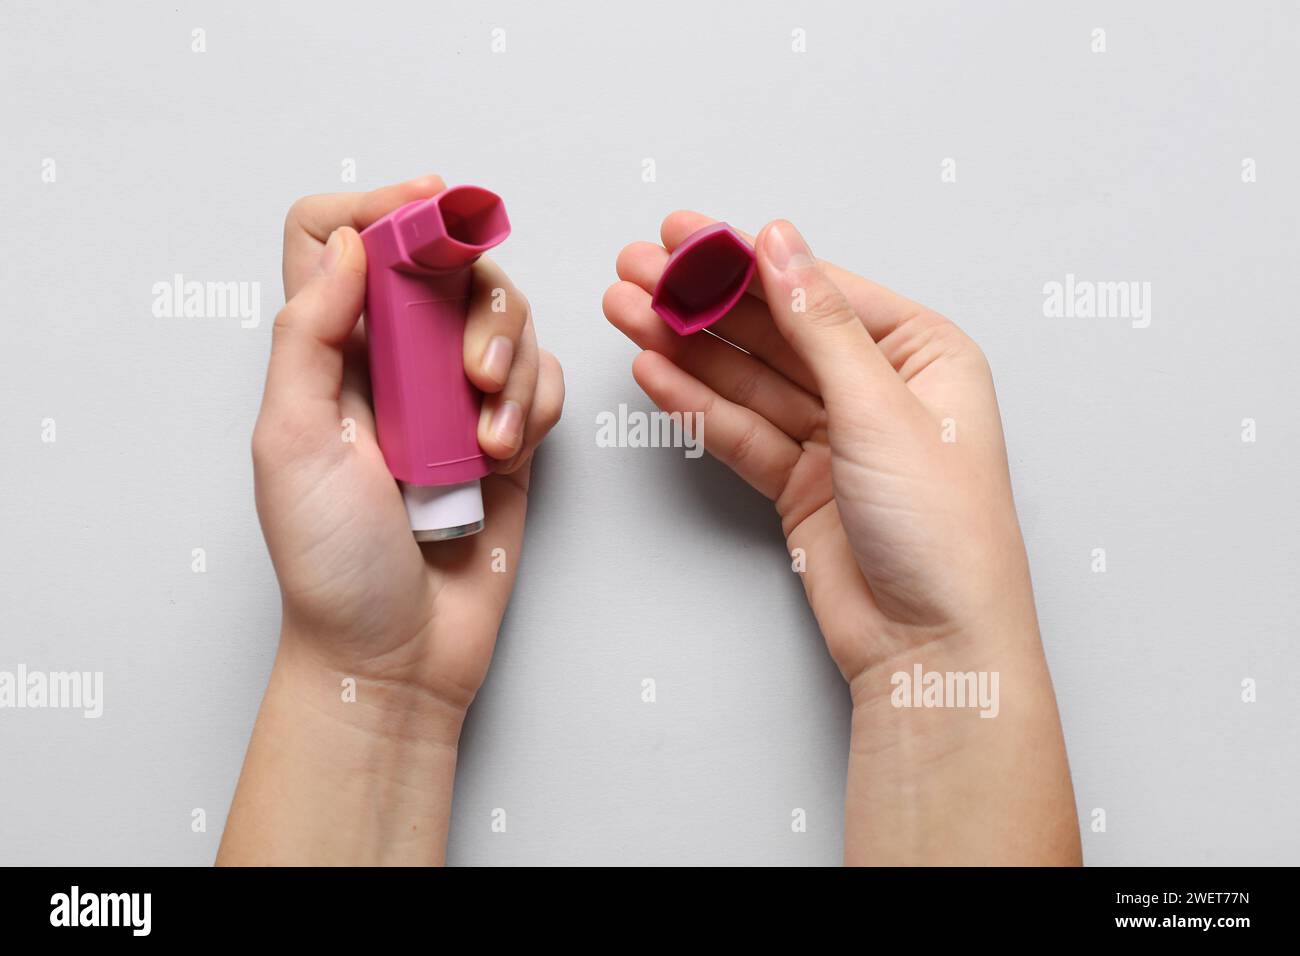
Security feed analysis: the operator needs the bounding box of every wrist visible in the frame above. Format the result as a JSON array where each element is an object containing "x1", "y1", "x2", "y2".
[
  {"x1": 274, "y1": 628, "x2": 470, "y2": 751},
  {"x1": 843, "y1": 622, "x2": 1081, "y2": 865},
  {"x1": 217, "y1": 633, "x2": 467, "y2": 866},
  {"x1": 847, "y1": 618, "x2": 1033, "y2": 722}
]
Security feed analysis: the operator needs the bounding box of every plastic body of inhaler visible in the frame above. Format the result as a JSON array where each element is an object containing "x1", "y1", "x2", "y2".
[{"x1": 360, "y1": 185, "x2": 510, "y2": 540}]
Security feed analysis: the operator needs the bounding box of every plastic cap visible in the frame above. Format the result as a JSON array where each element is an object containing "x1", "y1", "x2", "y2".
[{"x1": 650, "y1": 223, "x2": 756, "y2": 335}]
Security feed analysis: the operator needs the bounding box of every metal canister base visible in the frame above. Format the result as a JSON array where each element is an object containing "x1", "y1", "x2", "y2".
[{"x1": 413, "y1": 519, "x2": 485, "y2": 542}]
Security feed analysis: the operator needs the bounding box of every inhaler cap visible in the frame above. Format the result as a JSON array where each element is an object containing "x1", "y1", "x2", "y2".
[
  {"x1": 650, "y1": 222, "x2": 756, "y2": 335},
  {"x1": 401, "y1": 479, "x2": 485, "y2": 541}
]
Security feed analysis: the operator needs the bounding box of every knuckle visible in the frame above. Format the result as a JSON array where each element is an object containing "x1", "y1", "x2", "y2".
[
  {"x1": 729, "y1": 419, "x2": 761, "y2": 465},
  {"x1": 272, "y1": 301, "x2": 301, "y2": 336},
  {"x1": 922, "y1": 314, "x2": 962, "y2": 345},
  {"x1": 925, "y1": 315, "x2": 982, "y2": 364},
  {"x1": 729, "y1": 365, "x2": 763, "y2": 408},
  {"x1": 541, "y1": 353, "x2": 565, "y2": 425},
  {"x1": 511, "y1": 289, "x2": 532, "y2": 328},
  {"x1": 892, "y1": 311, "x2": 984, "y2": 379},
  {"x1": 284, "y1": 195, "x2": 318, "y2": 233},
  {"x1": 553, "y1": 353, "x2": 565, "y2": 384},
  {"x1": 801, "y1": 285, "x2": 855, "y2": 327},
  {"x1": 539, "y1": 389, "x2": 564, "y2": 429},
  {"x1": 509, "y1": 345, "x2": 541, "y2": 390},
  {"x1": 479, "y1": 282, "x2": 529, "y2": 331},
  {"x1": 540, "y1": 347, "x2": 563, "y2": 378}
]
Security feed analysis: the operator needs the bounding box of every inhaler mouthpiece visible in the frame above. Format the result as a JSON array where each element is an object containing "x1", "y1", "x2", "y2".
[{"x1": 402, "y1": 479, "x2": 485, "y2": 541}]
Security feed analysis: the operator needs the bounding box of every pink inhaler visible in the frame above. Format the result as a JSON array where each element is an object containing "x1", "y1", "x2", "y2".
[
  {"x1": 360, "y1": 185, "x2": 510, "y2": 541},
  {"x1": 650, "y1": 223, "x2": 755, "y2": 335}
]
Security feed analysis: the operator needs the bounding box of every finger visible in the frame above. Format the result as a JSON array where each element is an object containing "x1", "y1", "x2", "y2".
[
  {"x1": 754, "y1": 220, "x2": 918, "y2": 432},
  {"x1": 338, "y1": 327, "x2": 376, "y2": 436},
  {"x1": 661, "y1": 209, "x2": 925, "y2": 343},
  {"x1": 463, "y1": 259, "x2": 529, "y2": 393},
  {"x1": 603, "y1": 280, "x2": 824, "y2": 441},
  {"x1": 283, "y1": 174, "x2": 446, "y2": 299},
  {"x1": 477, "y1": 311, "x2": 539, "y2": 460},
  {"x1": 632, "y1": 351, "x2": 801, "y2": 500},
  {"x1": 262, "y1": 227, "x2": 366, "y2": 425},
  {"x1": 493, "y1": 348, "x2": 564, "y2": 477},
  {"x1": 615, "y1": 240, "x2": 817, "y2": 392}
]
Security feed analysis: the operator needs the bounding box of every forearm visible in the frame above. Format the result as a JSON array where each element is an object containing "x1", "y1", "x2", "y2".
[
  {"x1": 217, "y1": 636, "x2": 465, "y2": 866},
  {"x1": 844, "y1": 628, "x2": 1081, "y2": 866}
]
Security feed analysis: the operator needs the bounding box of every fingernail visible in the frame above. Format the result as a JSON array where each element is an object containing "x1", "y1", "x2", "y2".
[
  {"x1": 764, "y1": 220, "x2": 814, "y2": 272},
  {"x1": 490, "y1": 400, "x2": 523, "y2": 448},
  {"x1": 319, "y1": 228, "x2": 346, "y2": 274},
  {"x1": 481, "y1": 335, "x2": 514, "y2": 387}
]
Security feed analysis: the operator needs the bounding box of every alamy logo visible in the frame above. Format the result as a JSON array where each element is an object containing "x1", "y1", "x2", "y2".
[
  {"x1": 595, "y1": 403, "x2": 704, "y2": 459},
  {"x1": 1042, "y1": 273, "x2": 1151, "y2": 328},
  {"x1": 890, "y1": 664, "x2": 999, "y2": 718},
  {"x1": 50, "y1": 886, "x2": 151, "y2": 936},
  {"x1": 0, "y1": 665, "x2": 103, "y2": 718},
  {"x1": 152, "y1": 273, "x2": 261, "y2": 328}
]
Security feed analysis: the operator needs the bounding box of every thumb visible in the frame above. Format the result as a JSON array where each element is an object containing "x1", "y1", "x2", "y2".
[
  {"x1": 755, "y1": 220, "x2": 912, "y2": 425},
  {"x1": 262, "y1": 226, "x2": 366, "y2": 421}
]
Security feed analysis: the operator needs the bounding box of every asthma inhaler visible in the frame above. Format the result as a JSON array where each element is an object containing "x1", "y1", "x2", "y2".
[
  {"x1": 650, "y1": 223, "x2": 755, "y2": 335},
  {"x1": 360, "y1": 185, "x2": 511, "y2": 541}
]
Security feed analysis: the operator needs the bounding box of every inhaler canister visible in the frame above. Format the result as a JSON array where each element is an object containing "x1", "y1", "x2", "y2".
[{"x1": 360, "y1": 185, "x2": 511, "y2": 541}]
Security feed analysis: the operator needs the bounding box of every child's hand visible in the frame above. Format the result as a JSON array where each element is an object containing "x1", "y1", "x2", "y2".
[
  {"x1": 254, "y1": 175, "x2": 563, "y2": 718},
  {"x1": 604, "y1": 214, "x2": 1080, "y2": 864}
]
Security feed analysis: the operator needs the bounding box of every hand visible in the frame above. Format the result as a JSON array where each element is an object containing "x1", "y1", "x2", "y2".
[
  {"x1": 219, "y1": 175, "x2": 562, "y2": 866},
  {"x1": 604, "y1": 213, "x2": 1079, "y2": 864},
  {"x1": 605, "y1": 213, "x2": 1022, "y2": 675},
  {"x1": 254, "y1": 175, "x2": 564, "y2": 727}
]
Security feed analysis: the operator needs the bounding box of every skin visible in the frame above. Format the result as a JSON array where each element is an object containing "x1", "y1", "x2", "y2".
[
  {"x1": 603, "y1": 214, "x2": 1082, "y2": 865},
  {"x1": 219, "y1": 173, "x2": 1078, "y2": 865},
  {"x1": 217, "y1": 175, "x2": 563, "y2": 865}
]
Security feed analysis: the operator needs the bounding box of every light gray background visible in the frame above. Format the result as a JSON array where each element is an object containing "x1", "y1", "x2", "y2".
[{"x1": 1, "y1": 0, "x2": 1297, "y2": 866}]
